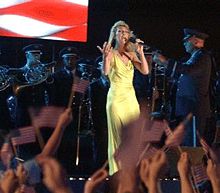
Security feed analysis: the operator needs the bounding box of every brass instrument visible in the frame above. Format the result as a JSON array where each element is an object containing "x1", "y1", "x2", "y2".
[
  {"x1": 0, "y1": 66, "x2": 25, "y2": 91},
  {"x1": 0, "y1": 66, "x2": 14, "y2": 91},
  {"x1": 13, "y1": 61, "x2": 56, "y2": 95}
]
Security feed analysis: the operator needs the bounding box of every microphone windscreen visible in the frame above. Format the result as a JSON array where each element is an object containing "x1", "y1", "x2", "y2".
[{"x1": 129, "y1": 37, "x2": 136, "y2": 44}]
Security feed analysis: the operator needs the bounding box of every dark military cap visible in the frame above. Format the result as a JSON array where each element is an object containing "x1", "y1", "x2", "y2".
[
  {"x1": 22, "y1": 44, "x2": 43, "y2": 54},
  {"x1": 59, "y1": 46, "x2": 79, "y2": 58},
  {"x1": 183, "y1": 28, "x2": 209, "y2": 42}
]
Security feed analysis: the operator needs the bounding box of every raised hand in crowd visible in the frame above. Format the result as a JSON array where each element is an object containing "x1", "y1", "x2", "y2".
[
  {"x1": 116, "y1": 168, "x2": 137, "y2": 193},
  {"x1": 208, "y1": 146, "x2": 220, "y2": 164},
  {"x1": 206, "y1": 159, "x2": 220, "y2": 193},
  {"x1": 55, "y1": 107, "x2": 73, "y2": 129},
  {"x1": 139, "y1": 150, "x2": 167, "y2": 193},
  {"x1": 37, "y1": 107, "x2": 73, "y2": 158},
  {"x1": 14, "y1": 164, "x2": 28, "y2": 193},
  {"x1": 38, "y1": 157, "x2": 73, "y2": 193},
  {"x1": 177, "y1": 152, "x2": 193, "y2": 193},
  {"x1": 0, "y1": 142, "x2": 13, "y2": 170},
  {"x1": 84, "y1": 167, "x2": 108, "y2": 193},
  {"x1": 0, "y1": 169, "x2": 19, "y2": 193},
  {"x1": 15, "y1": 164, "x2": 27, "y2": 186}
]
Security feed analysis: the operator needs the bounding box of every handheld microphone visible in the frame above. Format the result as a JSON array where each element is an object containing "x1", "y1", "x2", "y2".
[{"x1": 129, "y1": 37, "x2": 150, "y2": 50}]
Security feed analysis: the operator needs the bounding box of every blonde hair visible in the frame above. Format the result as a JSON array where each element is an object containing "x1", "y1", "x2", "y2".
[{"x1": 108, "y1": 20, "x2": 135, "y2": 52}]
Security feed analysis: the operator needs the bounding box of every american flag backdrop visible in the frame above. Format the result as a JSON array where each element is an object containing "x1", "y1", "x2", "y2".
[{"x1": 0, "y1": 0, "x2": 88, "y2": 41}]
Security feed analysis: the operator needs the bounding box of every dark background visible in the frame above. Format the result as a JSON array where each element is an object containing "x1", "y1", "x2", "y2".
[{"x1": 0, "y1": 0, "x2": 220, "y2": 67}]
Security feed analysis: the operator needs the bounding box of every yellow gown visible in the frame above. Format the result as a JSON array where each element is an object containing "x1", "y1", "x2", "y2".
[{"x1": 107, "y1": 52, "x2": 140, "y2": 175}]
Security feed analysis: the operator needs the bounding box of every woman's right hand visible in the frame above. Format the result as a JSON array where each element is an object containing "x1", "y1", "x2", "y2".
[{"x1": 97, "y1": 42, "x2": 113, "y2": 60}]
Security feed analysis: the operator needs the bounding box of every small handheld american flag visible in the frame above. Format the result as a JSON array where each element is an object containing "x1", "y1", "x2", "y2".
[
  {"x1": 29, "y1": 106, "x2": 64, "y2": 128},
  {"x1": 72, "y1": 76, "x2": 90, "y2": 94},
  {"x1": 11, "y1": 126, "x2": 36, "y2": 146},
  {"x1": 191, "y1": 163, "x2": 208, "y2": 185}
]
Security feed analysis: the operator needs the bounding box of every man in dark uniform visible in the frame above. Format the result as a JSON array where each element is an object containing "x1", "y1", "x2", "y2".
[
  {"x1": 53, "y1": 46, "x2": 81, "y2": 174},
  {"x1": 177, "y1": 29, "x2": 212, "y2": 137},
  {"x1": 52, "y1": 46, "x2": 79, "y2": 107},
  {"x1": 0, "y1": 48, "x2": 17, "y2": 132},
  {"x1": 15, "y1": 44, "x2": 54, "y2": 128},
  {"x1": 10, "y1": 43, "x2": 58, "y2": 164},
  {"x1": 153, "y1": 28, "x2": 213, "y2": 146},
  {"x1": 0, "y1": 67, "x2": 14, "y2": 132}
]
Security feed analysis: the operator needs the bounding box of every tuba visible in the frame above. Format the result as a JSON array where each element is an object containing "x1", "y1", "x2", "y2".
[{"x1": 13, "y1": 61, "x2": 56, "y2": 95}]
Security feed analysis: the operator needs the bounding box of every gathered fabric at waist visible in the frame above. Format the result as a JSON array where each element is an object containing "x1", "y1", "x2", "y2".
[
  {"x1": 110, "y1": 81, "x2": 133, "y2": 88},
  {"x1": 107, "y1": 81, "x2": 136, "y2": 101}
]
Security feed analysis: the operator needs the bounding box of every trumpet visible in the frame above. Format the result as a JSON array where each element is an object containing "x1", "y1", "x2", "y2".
[{"x1": 13, "y1": 61, "x2": 56, "y2": 95}]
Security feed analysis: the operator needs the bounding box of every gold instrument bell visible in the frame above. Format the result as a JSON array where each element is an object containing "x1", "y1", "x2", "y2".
[
  {"x1": 0, "y1": 66, "x2": 24, "y2": 91},
  {"x1": 13, "y1": 61, "x2": 56, "y2": 95}
]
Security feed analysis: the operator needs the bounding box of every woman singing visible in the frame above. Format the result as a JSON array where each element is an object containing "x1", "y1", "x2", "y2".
[{"x1": 97, "y1": 20, "x2": 149, "y2": 175}]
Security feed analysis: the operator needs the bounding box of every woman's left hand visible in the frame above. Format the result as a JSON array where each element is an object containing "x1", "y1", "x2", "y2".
[{"x1": 135, "y1": 38, "x2": 144, "y2": 54}]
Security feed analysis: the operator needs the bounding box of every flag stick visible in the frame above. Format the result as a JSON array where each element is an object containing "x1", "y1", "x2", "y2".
[
  {"x1": 136, "y1": 143, "x2": 151, "y2": 166},
  {"x1": 35, "y1": 127, "x2": 45, "y2": 150},
  {"x1": 68, "y1": 71, "x2": 76, "y2": 108}
]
